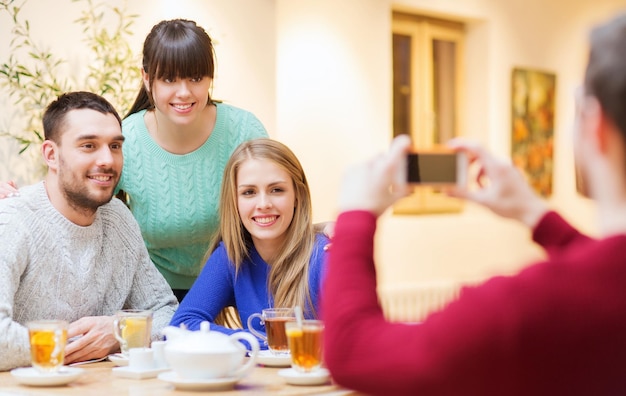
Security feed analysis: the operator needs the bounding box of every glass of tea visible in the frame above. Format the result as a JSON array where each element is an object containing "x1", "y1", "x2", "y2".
[
  {"x1": 28, "y1": 320, "x2": 69, "y2": 373},
  {"x1": 113, "y1": 309, "x2": 153, "y2": 356},
  {"x1": 247, "y1": 308, "x2": 296, "y2": 355},
  {"x1": 285, "y1": 319, "x2": 324, "y2": 373}
]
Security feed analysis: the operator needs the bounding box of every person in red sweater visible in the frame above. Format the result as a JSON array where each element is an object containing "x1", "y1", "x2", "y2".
[{"x1": 322, "y1": 12, "x2": 626, "y2": 396}]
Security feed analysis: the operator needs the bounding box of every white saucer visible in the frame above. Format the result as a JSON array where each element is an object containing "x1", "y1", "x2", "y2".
[
  {"x1": 108, "y1": 353, "x2": 129, "y2": 367},
  {"x1": 112, "y1": 365, "x2": 169, "y2": 380},
  {"x1": 278, "y1": 367, "x2": 330, "y2": 386},
  {"x1": 10, "y1": 367, "x2": 85, "y2": 387},
  {"x1": 157, "y1": 371, "x2": 239, "y2": 391},
  {"x1": 254, "y1": 350, "x2": 291, "y2": 367}
]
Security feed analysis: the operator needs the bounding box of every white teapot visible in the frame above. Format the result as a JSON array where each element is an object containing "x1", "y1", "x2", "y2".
[{"x1": 161, "y1": 321, "x2": 259, "y2": 380}]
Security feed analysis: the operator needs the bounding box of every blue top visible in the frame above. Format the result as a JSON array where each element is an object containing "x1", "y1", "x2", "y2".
[{"x1": 169, "y1": 233, "x2": 329, "y2": 348}]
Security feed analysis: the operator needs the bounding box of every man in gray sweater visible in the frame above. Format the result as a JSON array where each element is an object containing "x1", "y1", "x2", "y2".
[{"x1": 0, "y1": 91, "x2": 178, "y2": 371}]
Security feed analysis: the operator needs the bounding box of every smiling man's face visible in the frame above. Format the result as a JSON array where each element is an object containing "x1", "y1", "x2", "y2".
[{"x1": 53, "y1": 108, "x2": 125, "y2": 212}]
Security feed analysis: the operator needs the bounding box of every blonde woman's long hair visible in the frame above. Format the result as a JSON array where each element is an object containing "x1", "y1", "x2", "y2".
[{"x1": 208, "y1": 138, "x2": 317, "y2": 318}]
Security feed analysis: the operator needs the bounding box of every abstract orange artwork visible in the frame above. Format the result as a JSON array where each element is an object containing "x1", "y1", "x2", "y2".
[{"x1": 511, "y1": 68, "x2": 556, "y2": 197}]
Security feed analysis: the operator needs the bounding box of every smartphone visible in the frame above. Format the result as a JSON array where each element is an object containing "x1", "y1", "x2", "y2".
[{"x1": 406, "y1": 150, "x2": 468, "y2": 187}]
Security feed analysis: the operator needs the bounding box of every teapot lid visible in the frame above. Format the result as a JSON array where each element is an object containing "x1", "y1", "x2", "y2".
[{"x1": 163, "y1": 321, "x2": 241, "y2": 353}]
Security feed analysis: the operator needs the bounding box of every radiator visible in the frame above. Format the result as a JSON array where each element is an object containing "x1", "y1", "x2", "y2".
[{"x1": 378, "y1": 280, "x2": 471, "y2": 323}]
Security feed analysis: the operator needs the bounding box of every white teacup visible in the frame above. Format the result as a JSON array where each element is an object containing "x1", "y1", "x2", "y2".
[{"x1": 128, "y1": 347, "x2": 155, "y2": 370}]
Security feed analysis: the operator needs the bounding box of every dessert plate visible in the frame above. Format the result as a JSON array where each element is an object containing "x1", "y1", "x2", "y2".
[
  {"x1": 10, "y1": 367, "x2": 85, "y2": 387},
  {"x1": 157, "y1": 371, "x2": 239, "y2": 391},
  {"x1": 112, "y1": 365, "x2": 169, "y2": 380},
  {"x1": 254, "y1": 350, "x2": 291, "y2": 367},
  {"x1": 108, "y1": 353, "x2": 129, "y2": 367},
  {"x1": 278, "y1": 367, "x2": 330, "y2": 386}
]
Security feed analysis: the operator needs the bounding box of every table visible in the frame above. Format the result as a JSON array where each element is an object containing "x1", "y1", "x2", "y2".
[{"x1": 0, "y1": 361, "x2": 361, "y2": 395}]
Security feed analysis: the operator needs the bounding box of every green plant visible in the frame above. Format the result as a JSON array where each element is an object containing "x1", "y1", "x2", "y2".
[{"x1": 0, "y1": 0, "x2": 140, "y2": 158}]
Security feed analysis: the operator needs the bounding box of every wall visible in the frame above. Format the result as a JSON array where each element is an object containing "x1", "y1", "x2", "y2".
[
  {"x1": 275, "y1": 0, "x2": 393, "y2": 230},
  {"x1": 275, "y1": 0, "x2": 624, "y2": 290},
  {"x1": 373, "y1": 0, "x2": 624, "y2": 288},
  {"x1": 2, "y1": 0, "x2": 625, "y2": 292}
]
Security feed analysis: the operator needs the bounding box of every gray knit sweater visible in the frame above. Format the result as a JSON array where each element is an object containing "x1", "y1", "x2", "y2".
[{"x1": 0, "y1": 182, "x2": 178, "y2": 371}]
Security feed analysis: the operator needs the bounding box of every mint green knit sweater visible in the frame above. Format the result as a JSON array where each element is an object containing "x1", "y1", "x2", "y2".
[{"x1": 119, "y1": 103, "x2": 268, "y2": 289}]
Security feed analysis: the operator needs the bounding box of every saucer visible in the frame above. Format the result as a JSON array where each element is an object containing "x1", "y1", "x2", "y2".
[
  {"x1": 112, "y1": 365, "x2": 169, "y2": 380},
  {"x1": 157, "y1": 371, "x2": 239, "y2": 391},
  {"x1": 10, "y1": 367, "x2": 85, "y2": 387},
  {"x1": 108, "y1": 353, "x2": 129, "y2": 367},
  {"x1": 278, "y1": 367, "x2": 330, "y2": 386},
  {"x1": 254, "y1": 350, "x2": 291, "y2": 367}
]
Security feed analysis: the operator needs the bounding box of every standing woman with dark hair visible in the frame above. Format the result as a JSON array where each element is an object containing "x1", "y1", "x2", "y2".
[{"x1": 119, "y1": 19, "x2": 268, "y2": 301}]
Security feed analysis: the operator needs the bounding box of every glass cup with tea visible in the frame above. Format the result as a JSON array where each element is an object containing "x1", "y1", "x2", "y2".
[
  {"x1": 247, "y1": 308, "x2": 296, "y2": 355},
  {"x1": 285, "y1": 319, "x2": 324, "y2": 373},
  {"x1": 113, "y1": 309, "x2": 153, "y2": 356},
  {"x1": 28, "y1": 320, "x2": 69, "y2": 373}
]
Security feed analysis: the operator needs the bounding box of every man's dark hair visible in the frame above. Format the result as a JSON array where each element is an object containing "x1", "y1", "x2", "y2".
[
  {"x1": 43, "y1": 91, "x2": 122, "y2": 143},
  {"x1": 584, "y1": 13, "x2": 626, "y2": 137}
]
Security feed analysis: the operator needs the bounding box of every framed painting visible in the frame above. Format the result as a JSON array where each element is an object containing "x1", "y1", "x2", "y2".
[{"x1": 511, "y1": 68, "x2": 556, "y2": 197}]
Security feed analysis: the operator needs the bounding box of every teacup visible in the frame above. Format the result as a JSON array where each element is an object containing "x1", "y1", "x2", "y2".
[
  {"x1": 247, "y1": 308, "x2": 295, "y2": 355},
  {"x1": 285, "y1": 320, "x2": 324, "y2": 373},
  {"x1": 113, "y1": 309, "x2": 152, "y2": 356},
  {"x1": 28, "y1": 320, "x2": 68, "y2": 373},
  {"x1": 128, "y1": 347, "x2": 155, "y2": 370}
]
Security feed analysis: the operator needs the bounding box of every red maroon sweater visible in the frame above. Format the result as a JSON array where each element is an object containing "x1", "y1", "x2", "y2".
[{"x1": 322, "y1": 210, "x2": 626, "y2": 396}]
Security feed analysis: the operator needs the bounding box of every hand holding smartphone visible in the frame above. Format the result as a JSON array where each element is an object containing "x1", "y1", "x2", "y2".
[{"x1": 405, "y1": 149, "x2": 468, "y2": 187}]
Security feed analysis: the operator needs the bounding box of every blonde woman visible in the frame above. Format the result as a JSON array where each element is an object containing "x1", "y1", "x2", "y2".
[{"x1": 170, "y1": 138, "x2": 328, "y2": 345}]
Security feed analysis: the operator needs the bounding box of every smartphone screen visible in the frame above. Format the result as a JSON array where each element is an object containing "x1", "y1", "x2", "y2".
[{"x1": 407, "y1": 152, "x2": 464, "y2": 186}]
